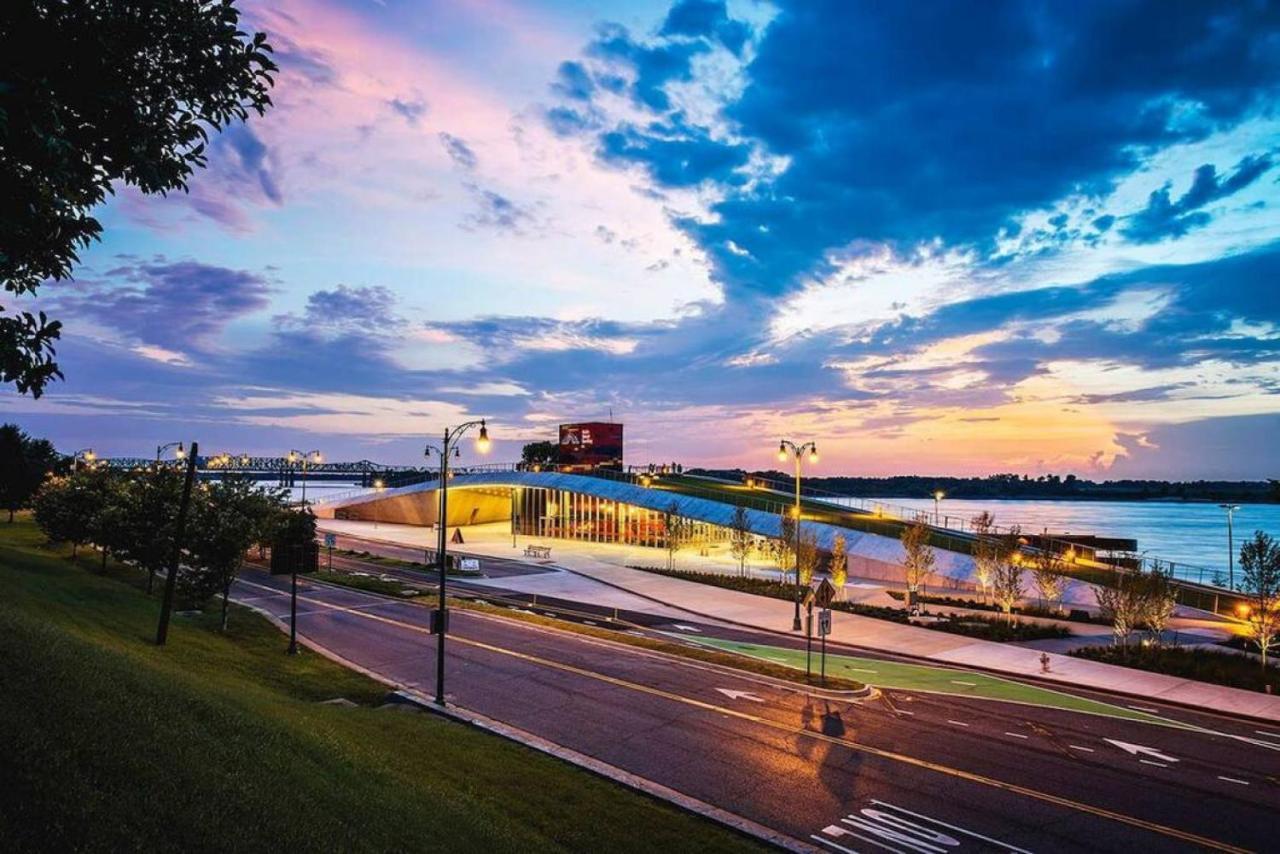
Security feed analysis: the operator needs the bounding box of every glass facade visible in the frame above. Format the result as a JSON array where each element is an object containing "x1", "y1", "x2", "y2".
[{"x1": 510, "y1": 486, "x2": 729, "y2": 550}]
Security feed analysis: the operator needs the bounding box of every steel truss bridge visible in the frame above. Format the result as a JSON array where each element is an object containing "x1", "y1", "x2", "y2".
[{"x1": 100, "y1": 456, "x2": 437, "y2": 486}]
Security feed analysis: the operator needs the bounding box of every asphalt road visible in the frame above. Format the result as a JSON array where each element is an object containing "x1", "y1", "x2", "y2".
[{"x1": 233, "y1": 567, "x2": 1278, "y2": 853}]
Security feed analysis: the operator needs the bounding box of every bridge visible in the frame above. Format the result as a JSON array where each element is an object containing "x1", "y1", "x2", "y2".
[{"x1": 100, "y1": 455, "x2": 433, "y2": 486}]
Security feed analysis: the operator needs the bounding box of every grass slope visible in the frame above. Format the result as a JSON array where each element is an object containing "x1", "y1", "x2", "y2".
[{"x1": 0, "y1": 517, "x2": 762, "y2": 853}]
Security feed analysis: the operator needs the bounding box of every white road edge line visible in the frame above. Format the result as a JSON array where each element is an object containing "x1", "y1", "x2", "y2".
[
  {"x1": 1128, "y1": 705, "x2": 1159, "y2": 714},
  {"x1": 1069, "y1": 745, "x2": 1094, "y2": 752},
  {"x1": 1005, "y1": 732, "x2": 1028, "y2": 739},
  {"x1": 869, "y1": 799, "x2": 1034, "y2": 854},
  {"x1": 1217, "y1": 776, "x2": 1249, "y2": 785},
  {"x1": 947, "y1": 720, "x2": 970, "y2": 727},
  {"x1": 1139, "y1": 760, "x2": 1168, "y2": 768},
  {"x1": 950, "y1": 680, "x2": 977, "y2": 686}
]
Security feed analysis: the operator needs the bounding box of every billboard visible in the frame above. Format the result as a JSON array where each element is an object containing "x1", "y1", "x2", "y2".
[{"x1": 558, "y1": 422, "x2": 623, "y2": 471}]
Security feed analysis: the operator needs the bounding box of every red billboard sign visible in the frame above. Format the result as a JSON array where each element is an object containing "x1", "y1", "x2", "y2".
[{"x1": 558, "y1": 422, "x2": 623, "y2": 471}]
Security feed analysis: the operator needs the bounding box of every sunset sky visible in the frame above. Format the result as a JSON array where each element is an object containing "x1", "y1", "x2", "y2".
[{"x1": 7, "y1": 0, "x2": 1280, "y2": 478}]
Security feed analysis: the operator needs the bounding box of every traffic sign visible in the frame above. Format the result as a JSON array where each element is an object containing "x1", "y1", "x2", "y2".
[
  {"x1": 814, "y1": 577, "x2": 836, "y2": 609},
  {"x1": 818, "y1": 608, "x2": 832, "y2": 637},
  {"x1": 323, "y1": 532, "x2": 336, "y2": 548}
]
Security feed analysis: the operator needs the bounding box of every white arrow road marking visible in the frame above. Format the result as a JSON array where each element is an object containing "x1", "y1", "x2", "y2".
[
  {"x1": 673, "y1": 624, "x2": 702, "y2": 632},
  {"x1": 1105, "y1": 739, "x2": 1179, "y2": 763},
  {"x1": 716, "y1": 688, "x2": 765, "y2": 703}
]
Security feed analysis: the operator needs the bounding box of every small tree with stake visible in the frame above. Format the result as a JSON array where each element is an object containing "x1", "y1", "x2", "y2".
[
  {"x1": 1239, "y1": 530, "x2": 1280, "y2": 671},
  {"x1": 729, "y1": 505, "x2": 752, "y2": 576},
  {"x1": 1031, "y1": 547, "x2": 1068, "y2": 614},
  {"x1": 970, "y1": 511, "x2": 998, "y2": 604},
  {"x1": 661, "y1": 501, "x2": 690, "y2": 571},
  {"x1": 990, "y1": 528, "x2": 1024, "y2": 624},
  {"x1": 900, "y1": 520, "x2": 936, "y2": 608},
  {"x1": 796, "y1": 526, "x2": 821, "y2": 586},
  {"x1": 829, "y1": 534, "x2": 848, "y2": 601}
]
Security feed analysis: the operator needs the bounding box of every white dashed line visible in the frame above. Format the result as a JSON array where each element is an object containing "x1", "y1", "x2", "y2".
[
  {"x1": 1005, "y1": 732, "x2": 1028, "y2": 739},
  {"x1": 1218, "y1": 776, "x2": 1250, "y2": 786},
  {"x1": 1139, "y1": 760, "x2": 1168, "y2": 768},
  {"x1": 1128, "y1": 705, "x2": 1159, "y2": 714},
  {"x1": 947, "y1": 719, "x2": 970, "y2": 727},
  {"x1": 896, "y1": 710, "x2": 915, "y2": 716},
  {"x1": 1256, "y1": 729, "x2": 1280, "y2": 739},
  {"x1": 950, "y1": 680, "x2": 978, "y2": 686},
  {"x1": 583, "y1": 620, "x2": 597, "y2": 626},
  {"x1": 848, "y1": 668, "x2": 878, "y2": 673},
  {"x1": 1069, "y1": 745, "x2": 1094, "y2": 752}
]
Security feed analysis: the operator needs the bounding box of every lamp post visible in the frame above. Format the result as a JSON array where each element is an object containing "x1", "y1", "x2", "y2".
[
  {"x1": 424, "y1": 419, "x2": 491, "y2": 706},
  {"x1": 778, "y1": 438, "x2": 818, "y2": 632},
  {"x1": 287, "y1": 449, "x2": 322, "y2": 505},
  {"x1": 1219, "y1": 503, "x2": 1241, "y2": 589},
  {"x1": 71, "y1": 448, "x2": 96, "y2": 472},
  {"x1": 156, "y1": 441, "x2": 185, "y2": 463},
  {"x1": 933, "y1": 490, "x2": 945, "y2": 525}
]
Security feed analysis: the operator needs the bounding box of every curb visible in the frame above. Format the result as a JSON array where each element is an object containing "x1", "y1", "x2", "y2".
[{"x1": 232, "y1": 592, "x2": 812, "y2": 852}]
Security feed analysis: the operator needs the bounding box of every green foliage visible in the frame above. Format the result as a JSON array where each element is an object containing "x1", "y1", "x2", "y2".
[
  {"x1": 1071, "y1": 644, "x2": 1277, "y2": 694},
  {"x1": 1239, "y1": 530, "x2": 1280, "y2": 667},
  {"x1": 0, "y1": 0, "x2": 275, "y2": 396},
  {"x1": 520, "y1": 440, "x2": 559, "y2": 467},
  {"x1": 900, "y1": 520, "x2": 936, "y2": 591},
  {"x1": 0, "y1": 423, "x2": 60, "y2": 519}
]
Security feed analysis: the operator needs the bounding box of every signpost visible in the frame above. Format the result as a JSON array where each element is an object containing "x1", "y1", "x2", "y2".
[
  {"x1": 802, "y1": 587, "x2": 816, "y2": 679},
  {"x1": 324, "y1": 532, "x2": 336, "y2": 570},
  {"x1": 270, "y1": 538, "x2": 319, "y2": 655},
  {"x1": 813, "y1": 578, "x2": 836, "y2": 686}
]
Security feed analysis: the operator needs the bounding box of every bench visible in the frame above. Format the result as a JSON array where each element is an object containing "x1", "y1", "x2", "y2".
[{"x1": 523, "y1": 545, "x2": 552, "y2": 559}]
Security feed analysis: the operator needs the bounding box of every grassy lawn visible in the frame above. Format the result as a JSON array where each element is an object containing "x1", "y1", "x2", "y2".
[{"x1": 0, "y1": 516, "x2": 764, "y2": 853}]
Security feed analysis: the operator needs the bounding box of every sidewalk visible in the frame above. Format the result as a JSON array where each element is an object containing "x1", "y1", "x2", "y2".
[{"x1": 319, "y1": 519, "x2": 1280, "y2": 722}]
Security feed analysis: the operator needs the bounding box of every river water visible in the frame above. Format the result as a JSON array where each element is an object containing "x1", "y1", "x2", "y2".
[{"x1": 847, "y1": 496, "x2": 1280, "y2": 574}]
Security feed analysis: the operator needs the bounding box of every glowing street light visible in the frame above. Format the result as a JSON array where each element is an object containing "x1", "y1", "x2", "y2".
[
  {"x1": 156, "y1": 441, "x2": 185, "y2": 463},
  {"x1": 777, "y1": 438, "x2": 819, "y2": 631},
  {"x1": 1219, "y1": 503, "x2": 1242, "y2": 589},
  {"x1": 423, "y1": 419, "x2": 491, "y2": 707},
  {"x1": 71, "y1": 448, "x2": 96, "y2": 472},
  {"x1": 933, "y1": 490, "x2": 945, "y2": 525},
  {"x1": 287, "y1": 449, "x2": 322, "y2": 505}
]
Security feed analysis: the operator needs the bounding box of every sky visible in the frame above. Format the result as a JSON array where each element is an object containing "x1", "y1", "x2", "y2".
[{"x1": 6, "y1": 0, "x2": 1280, "y2": 478}]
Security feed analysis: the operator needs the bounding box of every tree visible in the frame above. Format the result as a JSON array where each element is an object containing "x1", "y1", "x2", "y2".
[
  {"x1": 1239, "y1": 530, "x2": 1280, "y2": 670},
  {"x1": 81, "y1": 466, "x2": 128, "y2": 572},
  {"x1": 521, "y1": 441, "x2": 558, "y2": 468},
  {"x1": 1, "y1": 1, "x2": 276, "y2": 396},
  {"x1": 829, "y1": 533, "x2": 848, "y2": 601},
  {"x1": 115, "y1": 466, "x2": 184, "y2": 594},
  {"x1": 729, "y1": 506, "x2": 752, "y2": 576},
  {"x1": 661, "y1": 501, "x2": 690, "y2": 570},
  {"x1": 990, "y1": 529, "x2": 1024, "y2": 623},
  {"x1": 1031, "y1": 548, "x2": 1068, "y2": 613},
  {"x1": 970, "y1": 511, "x2": 998, "y2": 603},
  {"x1": 1094, "y1": 573, "x2": 1146, "y2": 655},
  {"x1": 31, "y1": 471, "x2": 96, "y2": 556},
  {"x1": 900, "y1": 520, "x2": 936, "y2": 596},
  {"x1": 796, "y1": 526, "x2": 820, "y2": 587},
  {"x1": 188, "y1": 477, "x2": 284, "y2": 627},
  {"x1": 0, "y1": 423, "x2": 60, "y2": 521},
  {"x1": 1137, "y1": 564, "x2": 1176, "y2": 645},
  {"x1": 774, "y1": 513, "x2": 796, "y2": 583}
]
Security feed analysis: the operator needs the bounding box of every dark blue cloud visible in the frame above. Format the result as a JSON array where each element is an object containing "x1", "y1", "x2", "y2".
[
  {"x1": 659, "y1": 0, "x2": 750, "y2": 55},
  {"x1": 213, "y1": 124, "x2": 282, "y2": 205},
  {"x1": 438, "y1": 132, "x2": 478, "y2": 170},
  {"x1": 388, "y1": 96, "x2": 427, "y2": 125},
  {"x1": 600, "y1": 114, "x2": 751, "y2": 187},
  {"x1": 552, "y1": 61, "x2": 595, "y2": 101},
  {"x1": 54, "y1": 261, "x2": 274, "y2": 354},
  {"x1": 558, "y1": 1, "x2": 1280, "y2": 300},
  {"x1": 1123, "y1": 153, "x2": 1274, "y2": 243}
]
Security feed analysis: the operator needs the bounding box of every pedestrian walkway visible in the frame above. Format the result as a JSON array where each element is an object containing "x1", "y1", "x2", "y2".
[{"x1": 318, "y1": 519, "x2": 1280, "y2": 722}]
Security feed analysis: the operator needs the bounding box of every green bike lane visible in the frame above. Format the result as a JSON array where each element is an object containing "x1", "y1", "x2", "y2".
[{"x1": 670, "y1": 632, "x2": 1198, "y2": 729}]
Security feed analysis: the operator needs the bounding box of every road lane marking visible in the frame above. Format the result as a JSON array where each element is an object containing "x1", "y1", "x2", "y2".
[
  {"x1": 946, "y1": 720, "x2": 970, "y2": 727},
  {"x1": 674, "y1": 624, "x2": 702, "y2": 632},
  {"x1": 1069, "y1": 745, "x2": 1094, "y2": 753},
  {"x1": 1004, "y1": 732, "x2": 1028, "y2": 739},
  {"x1": 1105, "y1": 739, "x2": 1179, "y2": 763},
  {"x1": 1140, "y1": 760, "x2": 1168, "y2": 768},
  {"x1": 1256, "y1": 729, "x2": 1280, "y2": 739},
  {"x1": 716, "y1": 688, "x2": 765, "y2": 703},
  {"x1": 1128, "y1": 705, "x2": 1159, "y2": 714},
  {"x1": 237, "y1": 579, "x2": 1249, "y2": 854},
  {"x1": 869, "y1": 800, "x2": 1034, "y2": 853},
  {"x1": 1217, "y1": 776, "x2": 1249, "y2": 786},
  {"x1": 949, "y1": 680, "x2": 977, "y2": 687}
]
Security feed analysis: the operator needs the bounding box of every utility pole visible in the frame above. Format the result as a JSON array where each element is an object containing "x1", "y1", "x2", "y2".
[
  {"x1": 156, "y1": 441, "x2": 198, "y2": 646},
  {"x1": 778, "y1": 439, "x2": 818, "y2": 632},
  {"x1": 1220, "y1": 504, "x2": 1241, "y2": 589}
]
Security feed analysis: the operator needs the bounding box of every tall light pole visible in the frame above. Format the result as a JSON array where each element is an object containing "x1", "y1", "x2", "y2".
[
  {"x1": 424, "y1": 419, "x2": 491, "y2": 706},
  {"x1": 287, "y1": 449, "x2": 322, "y2": 505},
  {"x1": 156, "y1": 441, "x2": 185, "y2": 463},
  {"x1": 778, "y1": 438, "x2": 818, "y2": 632},
  {"x1": 1219, "y1": 503, "x2": 1241, "y2": 589},
  {"x1": 933, "y1": 489, "x2": 945, "y2": 525}
]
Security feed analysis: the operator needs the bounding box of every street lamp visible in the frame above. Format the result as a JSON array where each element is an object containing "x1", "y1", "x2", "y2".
[
  {"x1": 1219, "y1": 503, "x2": 1241, "y2": 589},
  {"x1": 423, "y1": 419, "x2": 490, "y2": 706},
  {"x1": 156, "y1": 441, "x2": 185, "y2": 462},
  {"x1": 778, "y1": 438, "x2": 818, "y2": 631},
  {"x1": 287, "y1": 449, "x2": 322, "y2": 505},
  {"x1": 933, "y1": 490, "x2": 945, "y2": 525},
  {"x1": 71, "y1": 448, "x2": 96, "y2": 472}
]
